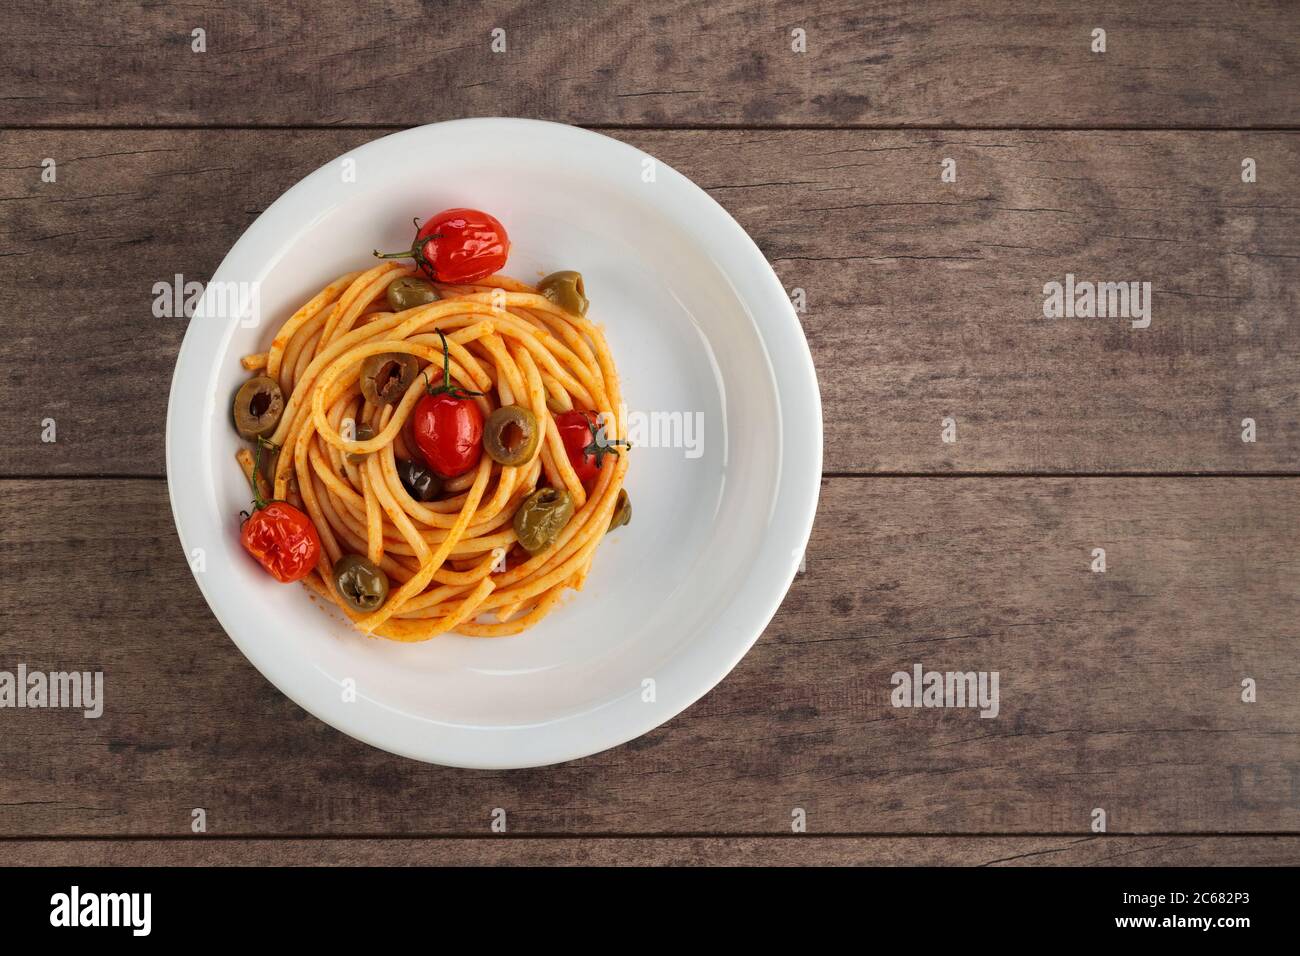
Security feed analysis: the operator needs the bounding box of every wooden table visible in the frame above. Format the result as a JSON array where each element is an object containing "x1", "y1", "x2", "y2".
[{"x1": 2, "y1": 1, "x2": 1298, "y2": 866}]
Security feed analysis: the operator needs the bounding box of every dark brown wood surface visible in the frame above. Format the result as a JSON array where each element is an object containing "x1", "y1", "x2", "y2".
[
  {"x1": 10, "y1": 836, "x2": 1300, "y2": 867},
  {"x1": 1, "y1": 1, "x2": 1298, "y2": 866},
  {"x1": 2, "y1": 129, "x2": 1297, "y2": 476},
  {"x1": 3, "y1": 1, "x2": 1296, "y2": 128},
  {"x1": 1, "y1": 477, "x2": 1297, "y2": 842}
]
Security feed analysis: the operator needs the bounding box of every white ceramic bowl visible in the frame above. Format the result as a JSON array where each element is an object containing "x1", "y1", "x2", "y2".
[{"x1": 166, "y1": 119, "x2": 821, "y2": 768}]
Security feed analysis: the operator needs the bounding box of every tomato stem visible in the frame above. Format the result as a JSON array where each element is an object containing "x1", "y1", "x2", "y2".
[
  {"x1": 372, "y1": 218, "x2": 444, "y2": 278},
  {"x1": 582, "y1": 412, "x2": 630, "y2": 470},
  {"x1": 421, "y1": 329, "x2": 483, "y2": 399},
  {"x1": 248, "y1": 438, "x2": 278, "y2": 511}
]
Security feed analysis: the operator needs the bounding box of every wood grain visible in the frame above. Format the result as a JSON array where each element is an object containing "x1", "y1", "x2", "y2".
[
  {"x1": 2, "y1": 477, "x2": 1296, "y2": 836},
  {"x1": 2, "y1": 0, "x2": 1298, "y2": 864},
  {"x1": 1, "y1": 129, "x2": 1296, "y2": 476},
  {"x1": 5, "y1": 836, "x2": 1298, "y2": 867},
  {"x1": 3, "y1": 2, "x2": 1296, "y2": 128}
]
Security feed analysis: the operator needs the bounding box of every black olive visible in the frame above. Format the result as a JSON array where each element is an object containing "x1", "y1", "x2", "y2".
[{"x1": 396, "y1": 458, "x2": 443, "y2": 502}]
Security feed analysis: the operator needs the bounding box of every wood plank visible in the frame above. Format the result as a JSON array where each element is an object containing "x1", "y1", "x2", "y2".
[
  {"x1": 2, "y1": 2, "x2": 1296, "y2": 128},
  {"x1": 1, "y1": 129, "x2": 1296, "y2": 476},
  {"x1": 5, "y1": 836, "x2": 1298, "y2": 867},
  {"x1": 1, "y1": 476, "x2": 1296, "y2": 836},
  {"x1": 661, "y1": 130, "x2": 1300, "y2": 474}
]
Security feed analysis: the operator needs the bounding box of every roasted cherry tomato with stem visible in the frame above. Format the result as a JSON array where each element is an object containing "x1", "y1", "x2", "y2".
[
  {"x1": 411, "y1": 330, "x2": 485, "y2": 479},
  {"x1": 373, "y1": 208, "x2": 510, "y2": 284},
  {"x1": 554, "y1": 409, "x2": 629, "y2": 484},
  {"x1": 239, "y1": 440, "x2": 322, "y2": 583}
]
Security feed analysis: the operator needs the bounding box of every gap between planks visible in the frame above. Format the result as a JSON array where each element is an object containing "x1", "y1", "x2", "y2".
[
  {"x1": 3, "y1": 831, "x2": 1298, "y2": 842},
  {"x1": 3, "y1": 473, "x2": 1299, "y2": 482},
  {"x1": 3, "y1": 125, "x2": 1300, "y2": 133}
]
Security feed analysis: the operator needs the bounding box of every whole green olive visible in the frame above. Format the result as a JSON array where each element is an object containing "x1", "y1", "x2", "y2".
[
  {"x1": 345, "y1": 422, "x2": 374, "y2": 464},
  {"x1": 483, "y1": 405, "x2": 541, "y2": 466},
  {"x1": 386, "y1": 275, "x2": 440, "y2": 312},
  {"x1": 396, "y1": 458, "x2": 443, "y2": 502},
  {"x1": 333, "y1": 554, "x2": 390, "y2": 613},
  {"x1": 513, "y1": 487, "x2": 575, "y2": 554},
  {"x1": 608, "y1": 489, "x2": 631, "y2": 532},
  {"x1": 360, "y1": 352, "x2": 419, "y2": 405},
  {"x1": 233, "y1": 375, "x2": 284, "y2": 440},
  {"x1": 538, "y1": 270, "x2": 588, "y2": 316}
]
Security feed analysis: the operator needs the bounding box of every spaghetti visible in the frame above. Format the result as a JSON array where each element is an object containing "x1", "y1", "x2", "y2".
[{"x1": 234, "y1": 257, "x2": 629, "y2": 642}]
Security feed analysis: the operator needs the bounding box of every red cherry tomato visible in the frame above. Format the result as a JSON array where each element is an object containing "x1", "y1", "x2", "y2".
[
  {"x1": 374, "y1": 208, "x2": 509, "y2": 284},
  {"x1": 241, "y1": 501, "x2": 321, "y2": 583},
  {"x1": 555, "y1": 411, "x2": 601, "y2": 483},
  {"x1": 409, "y1": 328, "x2": 486, "y2": 478},
  {"x1": 555, "y1": 410, "x2": 630, "y2": 484},
  {"x1": 413, "y1": 391, "x2": 484, "y2": 478}
]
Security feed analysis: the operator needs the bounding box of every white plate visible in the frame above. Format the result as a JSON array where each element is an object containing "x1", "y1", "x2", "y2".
[{"x1": 166, "y1": 119, "x2": 821, "y2": 768}]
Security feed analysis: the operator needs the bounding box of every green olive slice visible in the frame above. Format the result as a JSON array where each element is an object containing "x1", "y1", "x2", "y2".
[
  {"x1": 386, "y1": 276, "x2": 440, "y2": 312},
  {"x1": 233, "y1": 375, "x2": 284, "y2": 440},
  {"x1": 333, "y1": 554, "x2": 390, "y2": 613},
  {"x1": 513, "y1": 487, "x2": 575, "y2": 555},
  {"x1": 483, "y1": 405, "x2": 541, "y2": 466},
  {"x1": 396, "y1": 458, "x2": 443, "y2": 502},
  {"x1": 608, "y1": 489, "x2": 631, "y2": 532},
  {"x1": 345, "y1": 423, "x2": 374, "y2": 464},
  {"x1": 360, "y1": 352, "x2": 419, "y2": 405},
  {"x1": 538, "y1": 270, "x2": 588, "y2": 316}
]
